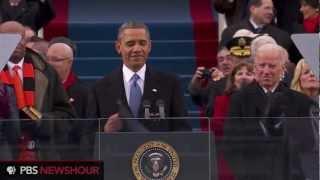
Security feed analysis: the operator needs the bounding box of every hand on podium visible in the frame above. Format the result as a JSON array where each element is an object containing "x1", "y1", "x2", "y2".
[{"x1": 104, "y1": 113, "x2": 123, "y2": 132}]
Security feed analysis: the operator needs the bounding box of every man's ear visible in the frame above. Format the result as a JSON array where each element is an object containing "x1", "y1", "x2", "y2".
[{"x1": 115, "y1": 40, "x2": 121, "y2": 55}]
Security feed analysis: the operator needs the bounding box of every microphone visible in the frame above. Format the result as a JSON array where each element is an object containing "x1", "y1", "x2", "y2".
[
  {"x1": 117, "y1": 99, "x2": 149, "y2": 132},
  {"x1": 156, "y1": 99, "x2": 165, "y2": 119},
  {"x1": 142, "y1": 100, "x2": 151, "y2": 119}
]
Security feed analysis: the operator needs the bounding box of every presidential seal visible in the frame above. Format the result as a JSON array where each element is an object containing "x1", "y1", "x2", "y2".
[{"x1": 132, "y1": 141, "x2": 180, "y2": 180}]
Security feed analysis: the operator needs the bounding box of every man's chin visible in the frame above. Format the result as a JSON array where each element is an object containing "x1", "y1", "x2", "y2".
[
  {"x1": 264, "y1": 18, "x2": 273, "y2": 24},
  {"x1": 223, "y1": 68, "x2": 231, "y2": 73},
  {"x1": 129, "y1": 63, "x2": 144, "y2": 71}
]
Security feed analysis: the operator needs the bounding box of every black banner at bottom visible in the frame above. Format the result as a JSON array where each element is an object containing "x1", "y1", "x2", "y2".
[{"x1": 0, "y1": 161, "x2": 103, "y2": 180}]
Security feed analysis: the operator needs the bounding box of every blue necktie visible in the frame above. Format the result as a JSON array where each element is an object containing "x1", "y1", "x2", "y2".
[{"x1": 129, "y1": 74, "x2": 142, "y2": 117}]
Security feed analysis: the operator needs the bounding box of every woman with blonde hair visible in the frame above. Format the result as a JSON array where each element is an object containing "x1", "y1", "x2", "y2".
[{"x1": 291, "y1": 59, "x2": 320, "y2": 100}]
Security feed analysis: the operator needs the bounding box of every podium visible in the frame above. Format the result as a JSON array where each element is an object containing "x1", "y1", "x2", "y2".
[
  {"x1": 0, "y1": 117, "x2": 317, "y2": 180},
  {"x1": 217, "y1": 137, "x2": 287, "y2": 180},
  {"x1": 94, "y1": 131, "x2": 216, "y2": 180}
]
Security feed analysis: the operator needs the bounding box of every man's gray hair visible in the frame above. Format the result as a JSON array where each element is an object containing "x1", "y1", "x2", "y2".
[
  {"x1": 255, "y1": 43, "x2": 288, "y2": 65},
  {"x1": 251, "y1": 35, "x2": 277, "y2": 57},
  {"x1": 117, "y1": 21, "x2": 150, "y2": 40}
]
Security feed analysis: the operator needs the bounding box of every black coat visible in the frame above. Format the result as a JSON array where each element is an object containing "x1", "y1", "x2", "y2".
[
  {"x1": 88, "y1": 65, "x2": 191, "y2": 132},
  {"x1": 213, "y1": 0, "x2": 250, "y2": 26},
  {"x1": 0, "y1": 0, "x2": 55, "y2": 31},
  {"x1": 66, "y1": 80, "x2": 88, "y2": 119},
  {"x1": 189, "y1": 77, "x2": 227, "y2": 116},
  {"x1": 224, "y1": 82, "x2": 318, "y2": 180}
]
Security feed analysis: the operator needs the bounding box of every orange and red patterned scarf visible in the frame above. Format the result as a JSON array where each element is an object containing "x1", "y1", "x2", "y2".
[{"x1": 0, "y1": 59, "x2": 35, "y2": 109}]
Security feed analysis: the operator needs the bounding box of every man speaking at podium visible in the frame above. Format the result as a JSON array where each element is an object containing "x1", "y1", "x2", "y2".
[{"x1": 88, "y1": 21, "x2": 191, "y2": 132}]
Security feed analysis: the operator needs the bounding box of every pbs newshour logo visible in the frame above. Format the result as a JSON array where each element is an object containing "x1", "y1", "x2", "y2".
[
  {"x1": 6, "y1": 166, "x2": 16, "y2": 175},
  {"x1": 5, "y1": 165, "x2": 38, "y2": 175}
]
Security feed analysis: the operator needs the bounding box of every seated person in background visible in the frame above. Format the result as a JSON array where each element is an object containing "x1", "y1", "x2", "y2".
[
  {"x1": 88, "y1": 21, "x2": 190, "y2": 132},
  {"x1": 299, "y1": 0, "x2": 319, "y2": 33},
  {"x1": 189, "y1": 35, "x2": 253, "y2": 116},
  {"x1": 291, "y1": 59, "x2": 320, "y2": 101},
  {"x1": 0, "y1": 21, "x2": 75, "y2": 161}
]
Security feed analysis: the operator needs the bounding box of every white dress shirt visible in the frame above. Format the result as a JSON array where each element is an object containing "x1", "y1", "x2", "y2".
[
  {"x1": 122, "y1": 64, "x2": 146, "y2": 103},
  {"x1": 249, "y1": 18, "x2": 264, "y2": 30},
  {"x1": 7, "y1": 58, "x2": 24, "y2": 82},
  {"x1": 261, "y1": 82, "x2": 279, "y2": 94}
]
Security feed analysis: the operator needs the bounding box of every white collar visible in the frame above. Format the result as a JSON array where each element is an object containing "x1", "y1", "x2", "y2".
[
  {"x1": 7, "y1": 58, "x2": 24, "y2": 71},
  {"x1": 249, "y1": 18, "x2": 264, "y2": 29},
  {"x1": 261, "y1": 83, "x2": 278, "y2": 94},
  {"x1": 122, "y1": 64, "x2": 146, "y2": 83}
]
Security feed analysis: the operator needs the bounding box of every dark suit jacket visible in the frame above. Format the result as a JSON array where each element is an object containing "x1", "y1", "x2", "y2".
[
  {"x1": 0, "y1": 83, "x2": 10, "y2": 118},
  {"x1": 88, "y1": 65, "x2": 190, "y2": 132},
  {"x1": 0, "y1": 48, "x2": 75, "y2": 160},
  {"x1": 189, "y1": 77, "x2": 227, "y2": 116},
  {"x1": 273, "y1": 0, "x2": 303, "y2": 34},
  {"x1": 224, "y1": 82, "x2": 317, "y2": 180},
  {"x1": 213, "y1": 0, "x2": 249, "y2": 26},
  {"x1": 67, "y1": 80, "x2": 88, "y2": 119},
  {"x1": 63, "y1": 79, "x2": 89, "y2": 160},
  {"x1": 220, "y1": 20, "x2": 302, "y2": 63},
  {"x1": 0, "y1": 0, "x2": 55, "y2": 31}
]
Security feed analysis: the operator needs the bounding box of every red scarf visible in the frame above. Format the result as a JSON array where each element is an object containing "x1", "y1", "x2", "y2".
[
  {"x1": 0, "y1": 59, "x2": 35, "y2": 109},
  {"x1": 0, "y1": 59, "x2": 37, "y2": 161},
  {"x1": 63, "y1": 71, "x2": 77, "y2": 90}
]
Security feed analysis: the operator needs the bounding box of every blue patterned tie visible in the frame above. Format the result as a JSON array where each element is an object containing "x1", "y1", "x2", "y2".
[{"x1": 129, "y1": 74, "x2": 142, "y2": 117}]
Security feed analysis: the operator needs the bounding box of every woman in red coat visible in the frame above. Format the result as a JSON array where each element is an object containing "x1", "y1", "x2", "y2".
[
  {"x1": 211, "y1": 62, "x2": 255, "y2": 180},
  {"x1": 211, "y1": 62, "x2": 254, "y2": 137},
  {"x1": 299, "y1": 0, "x2": 319, "y2": 33}
]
